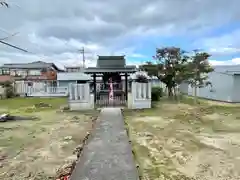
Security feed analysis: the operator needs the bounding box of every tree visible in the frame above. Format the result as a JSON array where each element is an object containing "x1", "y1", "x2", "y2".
[
  {"x1": 187, "y1": 50, "x2": 214, "y2": 104},
  {"x1": 0, "y1": 81, "x2": 15, "y2": 98},
  {"x1": 140, "y1": 47, "x2": 189, "y2": 98},
  {"x1": 140, "y1": 61, "x2": 159, "y2": 77}
]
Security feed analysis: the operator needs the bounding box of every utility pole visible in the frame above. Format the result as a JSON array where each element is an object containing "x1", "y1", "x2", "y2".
[{"x1": 79, "y1": 47, "x2": 85, "y2": 67}]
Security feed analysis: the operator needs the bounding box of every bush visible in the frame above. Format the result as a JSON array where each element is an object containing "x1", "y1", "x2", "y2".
[
  {"x1": 151, "y1": 87, "x2": 163, "y2": 101},
  {"x1": 0, "y1": 81, "x2": 16, "y2": 98},
  {"x1": 135, "y1": 74, "x2": 148, "y2": 83}
]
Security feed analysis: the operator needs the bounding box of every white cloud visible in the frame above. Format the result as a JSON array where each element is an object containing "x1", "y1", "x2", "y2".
[
  {"x1": 209, "y1": 58, "x2": 240, "y2": 65},
  {"x1": 0, "y1": 0, "x2": 240, "y2": 66},
  {"x1": 129, "y1": 53, "x2": 146, "y2": 58},
  {"x1": 209, "y1": 47, "x2": 240, "y2": 55},
  {"x1": 196, "y1": 29, "x2": 240, "y2": 56}
]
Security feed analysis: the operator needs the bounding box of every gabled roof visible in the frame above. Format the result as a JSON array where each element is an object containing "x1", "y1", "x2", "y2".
[
  {"x1": 97, "y1": 55, "x2": 126, "y2": 68},
  {"x1": 85, "y1": 66, "x2": 137, "y2": 73},
  {"x1": 97, "y1": 55, "x2": 125, "y2": 60},
  {"x1": 0, "y1": 61, "x2": 63, "y2": 71}
]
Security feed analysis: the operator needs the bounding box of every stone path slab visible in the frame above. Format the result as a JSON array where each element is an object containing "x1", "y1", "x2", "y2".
[{"x1": 71, "y1": 108, "x2": 139, "y2": 180}]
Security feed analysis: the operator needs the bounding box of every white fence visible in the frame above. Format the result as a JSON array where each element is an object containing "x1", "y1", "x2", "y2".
[
  {"x1": 27, "y1": 87, "x2": 68, "y2": 97},
  {"x1": 14, "y1": 81, "x2": 68, "y2": 97},
  {"x1": 68, "y1": 83, "x2": 94, "y2": 110},
  {"x1": 15, "y1": 81, "x2": 45, "y2": 95},
  {"x1": 128, "y1": 82, "x2": 151, "y2": 109}
]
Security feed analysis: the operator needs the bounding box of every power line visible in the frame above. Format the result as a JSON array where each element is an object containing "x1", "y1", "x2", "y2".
[
  {"x1": 0, "y1": 40, "x2": 28, "y2": 52},
  {"x1": 0, "y1": 32, "x2": 19, "y2": 41},
  {"x1": 0, "y1": 27, "x2": 11, "y2": 35},
  {"x1": 0, "y1": 1, "x2": 9, "y2": 7}
]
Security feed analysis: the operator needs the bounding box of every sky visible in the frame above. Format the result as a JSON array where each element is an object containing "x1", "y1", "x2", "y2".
[{"x1": 0, "y1": 0, "x2": 240, "y2": 69}]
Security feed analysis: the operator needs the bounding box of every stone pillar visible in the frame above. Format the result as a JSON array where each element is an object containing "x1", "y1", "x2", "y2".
[
  {"x1": 125, "y1": 72, "x2": 128, "y2": 101},
  {"x1": 68, "y1": 83, "x2": 73, "y2": 100},
  {"x1": 93, "y1": 73, "x2": 96, "y2": 103}
]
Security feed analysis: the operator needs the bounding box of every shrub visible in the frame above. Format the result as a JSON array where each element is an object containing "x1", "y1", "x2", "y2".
[
  {"x1": 135, "y1": 74, "x2": 148, "y2": 83},
  {"x1": 151, "y1": 87, "x2": 163, "y2": 101},
  {"x1": 0, "y1": 81, "x2": 16, "y2": 98}
]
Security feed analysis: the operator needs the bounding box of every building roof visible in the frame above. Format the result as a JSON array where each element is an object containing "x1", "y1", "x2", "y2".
[
  {"x1": 214, "y1": 65, "x2": 240, "y2": 75},
  {"x1": 97, "y1": 55, "x2": 126, "y2": 68},
  {"x1": 0, "y1": 61, "x2": 63, "y2": 71},
  {"x1": 98, "y1": 56, "x2": 125, "y2": 60},
  {"x1": 83, "y1": 55, "x2": 137, "y2": 73},
  {"x1": 65, "y1": 66, "x2": 83, "y2": 69},
  {"x1": 57, "y1": 72, "x2": 91, "y2": 81},
  {"x1": 85, "y1": 66, "x2": 137, "y2": 73}
]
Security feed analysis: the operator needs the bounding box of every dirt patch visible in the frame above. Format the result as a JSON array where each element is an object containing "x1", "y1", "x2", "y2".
[
  {"x1": 0, "y1": 110, "x2": 97, "y2": 180},
  {"x1": 125, "y1": 102, "x2": 240, "y2": 180}
]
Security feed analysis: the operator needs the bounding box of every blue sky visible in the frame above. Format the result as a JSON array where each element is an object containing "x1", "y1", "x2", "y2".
[{"x1": 126, "y1": 22, "x2": 240, "y2": 66}]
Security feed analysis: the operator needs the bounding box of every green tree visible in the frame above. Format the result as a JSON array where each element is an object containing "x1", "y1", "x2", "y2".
[
  {"x1": 140, "y1": 61, "x2": 159, "y2": 77},
  {"x1": 140, "y1": 47, "x2": 189, "y2": 98},
  {"x1": 187, "y1": 50, "x2": 214, "y2": 104}
]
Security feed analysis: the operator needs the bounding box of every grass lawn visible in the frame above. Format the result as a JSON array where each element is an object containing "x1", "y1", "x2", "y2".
[
  {"x1": 124, "y1": 98, "x2": 240, "y2": 180},
  {"x1": 0, "y1": 97, "x2": 67, "y2": 111},
  {"x1": 0, "y1": 97, "x2": 98, "y2": 179}
]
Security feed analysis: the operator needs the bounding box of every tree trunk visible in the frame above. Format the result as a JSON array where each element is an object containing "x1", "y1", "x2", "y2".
[
  {"x1": 194, "y1": 86, "x2": 198, "y2": 104},
  {"x1": 167, "y1": 86, "x2": 173, "y2": 98},
  {"x1": 167, "y1": 86, "x2": 173, "y2": 99}
]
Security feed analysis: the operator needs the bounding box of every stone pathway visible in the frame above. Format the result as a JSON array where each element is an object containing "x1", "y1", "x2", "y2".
[{"x1": 70, "y1": 108, "x2": 139, "y2": 180}]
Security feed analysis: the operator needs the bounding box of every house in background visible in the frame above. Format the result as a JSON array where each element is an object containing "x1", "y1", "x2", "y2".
[
  {"x1": 0, "y1": 61, "x2": 63, "y2": 81},
  {"x1": 0, "y1": 61, "x2": 64, "y2": 95},
  {"x1": 57, "y1": 72, "x2": 92, "y2": 87},
  {"x1": 65, "y1": 66, "x2": 83, "y2": 72},
  {"x1": 179, "y1": 65, "x2": 240, "y2": 102}
]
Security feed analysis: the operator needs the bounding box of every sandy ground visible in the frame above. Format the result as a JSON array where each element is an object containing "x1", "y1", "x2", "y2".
[
  {"x1": 0, "y1": 108, "x2": 96, "y2": 180},
  {"x1": 125, "y1": 102, "x2": 240, "y2": 180}
]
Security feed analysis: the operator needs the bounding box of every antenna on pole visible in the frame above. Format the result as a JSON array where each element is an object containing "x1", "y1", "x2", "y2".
[{"x1": 79, "y1": 47, "x2": 85, "y2": 68}]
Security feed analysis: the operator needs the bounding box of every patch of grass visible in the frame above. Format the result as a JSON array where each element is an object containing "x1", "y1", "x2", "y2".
[
  {"x1": 125, "y1": 100, "x2": 240, "y2": 180},
  {"x1": 0, "y1": 97, "x2": 67, "y2": 109},
  {"x1": 0, "y1": 98, "x2": 99, "y2": 179},
  {"x1": 0, "y1": 97, "x2": 68, "y2": 116}
]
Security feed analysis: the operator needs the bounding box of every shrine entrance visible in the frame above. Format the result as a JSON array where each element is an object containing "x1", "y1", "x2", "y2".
[
  {"x1": 85, "y1": 56, "x2": 136, "y2": 107},
  {"x1": 96, "y1": 72, "x2": 126, "y2": 107}
]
